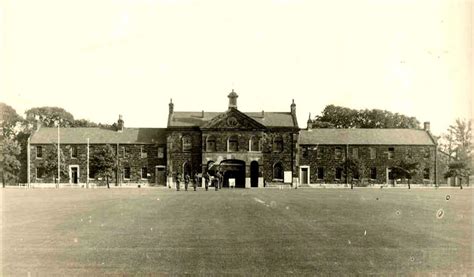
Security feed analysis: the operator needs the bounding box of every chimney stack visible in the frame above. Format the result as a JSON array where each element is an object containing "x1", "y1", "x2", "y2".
[
  {"x1": 307, "y1": 113, "x2": 312, "y2": 131},
  {"x1": 261, "y1": 110, "x2": 265, "y2": 118},
  {"x1": 117, "y1": 115, "x2": 124, "y2": 132},
  {"x1": 424, "y1": 121, "x2": 430, "y2": 132},
  {"x1": 169, "y1": 99, "x2": 174, "y2": 115},
  {"x1": 290, "y1": 99, "x2": 296, "y2": 115}
]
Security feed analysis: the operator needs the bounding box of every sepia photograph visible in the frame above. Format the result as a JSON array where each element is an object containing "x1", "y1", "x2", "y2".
[{"x1": 1, "y1": 0, "x2": 472, "y2": 275}]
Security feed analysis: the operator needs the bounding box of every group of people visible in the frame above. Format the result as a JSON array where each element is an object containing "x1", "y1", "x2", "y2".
[{"x1": 174, "y1": 171, "x2": 223, "y2": 191}]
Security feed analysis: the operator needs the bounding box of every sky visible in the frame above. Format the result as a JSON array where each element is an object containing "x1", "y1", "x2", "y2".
[{"x1": 1, "y1": 0, "x2": 472, "y2": 135}]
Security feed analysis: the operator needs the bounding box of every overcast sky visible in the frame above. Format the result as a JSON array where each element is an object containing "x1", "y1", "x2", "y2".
[{"x1": 1, "y1": 0, "x2": 472, "y2": 135}]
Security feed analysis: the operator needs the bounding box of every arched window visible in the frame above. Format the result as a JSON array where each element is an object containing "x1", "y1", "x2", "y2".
[
  {"x1": 249, "y1": 136, "x2": 260, "y2": 152},
  {"x1": 228, "y1": 135, "x2": 239, "y2": 152},
  {"x1": 182, "y1": 135, "x2": 192, "y2": 152},
  {"x1": 273, "y1": 135, "x2": 283, "y2": 152},
  {"x1": 206, "y1": 135, "x2": 216, "y2": 152},
  {"x1": 273, "y1": 162, "x2": 284, "y2": 180}
]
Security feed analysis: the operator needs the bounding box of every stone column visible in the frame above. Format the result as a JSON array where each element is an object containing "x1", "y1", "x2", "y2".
[{"x1": 245, "y1": 164, "x2": 251, "y2": 188}]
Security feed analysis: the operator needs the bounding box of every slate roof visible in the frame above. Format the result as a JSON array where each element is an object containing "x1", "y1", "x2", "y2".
[
  {"x1": 168, "y1": 111, "x2": 296, "y2": 128},
  {"x1": 299, "y1": 129, "x2": 435, "y2": 145},
  {"x1": 30, "y1": 127, "x2": 167, "y2": 144}
]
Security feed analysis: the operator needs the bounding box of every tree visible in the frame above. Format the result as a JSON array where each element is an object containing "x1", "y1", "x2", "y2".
[
  {"x1": 444, "y1": 161, "x2": 470, "y2": 189},
  {"x1": 442, "y1": 119, "x2": 472, "y2": 186},
  {"x1": 343, "y1": 157, "x2": 365, "y2": 189},
  {"x1": 391, "y1": 160, "x2": 421, "y2": 189},
  {"x1": 73, "y1": 119, "x2": 99, "y2": 127},
  {"x1": 1, "y1": 139, "x2": 22, "y2": 187},
  {"x1": 0, "y1": 103, "x2": 23, "y2": 139},
  {"x1": 43, "y1": 144, "x2": 68, "y2": 185},
  {"x1": 89, "y1": 145, "x2": 118, "y2": 188},
  {"x1": 439, "y1": 129, "x2": 456, "y2": 162},
  {"x1": 312, "y1": 105, "x2": 420, "y2": 129},
  {"x1": 25, "y1": 107, "x2": 75, "y2": 129}
]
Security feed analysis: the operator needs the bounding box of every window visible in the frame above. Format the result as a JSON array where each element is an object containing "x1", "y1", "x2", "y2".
[
  {"x1": 335, "y1": 167, "x2": 343, "y2": 180},
  {"x1": 36, "y1": 146, "x2": 43, "y2": 158},
  {"x1": 353, "y1": 170, "x2": 359, "y2": 180},
  {"x1": 249, "y1": 136, "x2": 260, "y2": 152},
  {"x1": 316, "y1": 147, "x2": 322, "y2": 159},
  {"x1": 36, "y1": 167, "x2": 45, "y2": 179},
  {"x1": 273, "y1": 162, "x2": 284, "y2": 180},
  {"x1": 206, "y1": 136, "x2": 216, "y2": 152},
  {"x1": 273, "y1": 136, "x2": 283, "y2": 152},
  {"x1": 182, "y1": 136, "x2": 192, "y2": 152},
  {"x1": 352, "y1": 148, "x2": 358, "y2": 159},
  {"x1": 121, "y1": 146, "x2": 127, "y2": 158},
  {"x1": 89, "y1": 168, "x2": 96, "y2": 179},
  {"x1": 423, "y1": 168, "x2": 430, "y2": 179},
  {"x1": 228, "y1": 135, "x2": 239, "y2": 152},
  {"x1": 317, "y1": 167, "x2": 324, "y2": 179},
  {"x1": 158, "y1": 147, "x2": 164, "y2": 158},
  {"x1": 141, "y1": 167, "x2": 148, "y2": 179},
  {"x1": 370, "y1": 167, "x2": 377, "y2": 180},
  {"x1": 335, "y1": 147, "x2": 343, "y2": 159},
  {"x1": 140, "y1": 145, "x2": 147, "y2": 158},
  {"x1": 388, "y1": 147, "x2": 394, "y2": 159},
  {"x1": 406, "y1": 148, "x2": 413, "y2": 159},
  {"x1": 71, "y1": 145, "x2": 78, "y2": 158},
  {"x1": 302, "y1": 146, "x2": 308, "y2": 158},
  {"x1": 369, "y1": 147, "x2": 376, "y2": 159},
  {"x1": 424, "y1": 147, "x2": 431, "y2": 159},
  {"x1": 124, "y1": 167, "x2": 131, "y2": 179}
]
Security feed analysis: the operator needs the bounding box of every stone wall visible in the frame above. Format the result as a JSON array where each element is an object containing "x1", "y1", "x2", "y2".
[
  {"x1": 166, "y1": 130, "x2": 202, "y2": 178},
  {"x1": 299, "y1": 144, "x2": 436, "y2": 185},
  {"x1": 262, "y1": 131, "x2": 297, "y2": 182},
  {"x1": 29, "y1": 143, "x2": 166, "y2": 185}
]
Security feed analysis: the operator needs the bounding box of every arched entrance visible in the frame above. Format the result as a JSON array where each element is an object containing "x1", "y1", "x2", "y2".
[
  {"x1": 250, "y1": 161, "x2": 259, "y2": 187},
  {"x1": 220, "y1": 160, "x2": 246, "y2": 188},
  {"x1": 183, "y1": 162, "x2": 192, "y2": 177}
]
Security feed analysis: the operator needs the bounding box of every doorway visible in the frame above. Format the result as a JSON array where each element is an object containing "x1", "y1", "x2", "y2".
[
  {"x1": 250, "y1": 161, "x2": 259, "y2": 187},
  {"x1": 220, "y1": 160, "x2": 245, "y2": 188},
  {"x1": 300, "y1": 166, "x2": 309, "y2": 185},
  {"x1": 155, "y1": 166, "x2": 166, "y2": 186},
  {"x1": 69, "y1": 166, "x2": 79, "y2": 184}
]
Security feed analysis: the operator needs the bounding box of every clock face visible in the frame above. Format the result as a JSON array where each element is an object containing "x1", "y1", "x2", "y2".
[{"x1": 226, "y1": 116, "x2": 238, "y2": 127}]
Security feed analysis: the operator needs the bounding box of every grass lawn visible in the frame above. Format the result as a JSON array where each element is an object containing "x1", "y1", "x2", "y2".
[{"x1": 1, "y1": 187, "x2": 472, "y2": 275}]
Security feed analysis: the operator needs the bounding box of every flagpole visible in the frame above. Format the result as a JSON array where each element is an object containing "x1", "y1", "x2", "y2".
[
  {"x1": 57, "y1": 121, "x2": 60, "y2": 188},
  {"x1": 86, "y1": 138, "x2": 89, "y2": 189}
]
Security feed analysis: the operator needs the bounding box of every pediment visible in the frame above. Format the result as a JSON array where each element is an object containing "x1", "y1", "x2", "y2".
[{"x1": 202, "y1": 108, "x2": 266, "y2": 130}]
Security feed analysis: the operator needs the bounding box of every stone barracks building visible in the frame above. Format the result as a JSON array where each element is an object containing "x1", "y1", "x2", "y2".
[{"x1": 27, "y1": 90, "x2": 438, "y2": 188}]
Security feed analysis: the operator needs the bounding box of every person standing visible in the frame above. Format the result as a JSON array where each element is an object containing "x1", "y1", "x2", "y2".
[
  {"x1": 213, "y1": 176, "x2": 218, "y2": 191},
  {"x1": 184, "y1": 173, "x2": 190, "y2": 191},
  {"x1": 204, "y1": 172, "x2": 209, "y2": 191},
  {"x1": 175, "y1": 172, "x2": 181, "y2": 191},
  {"x1": 193, "y1": 172, "x2": 198, "y2": 191},
  {"x1": 216, "y1": 171, "x2": 223, "y2": 189}
]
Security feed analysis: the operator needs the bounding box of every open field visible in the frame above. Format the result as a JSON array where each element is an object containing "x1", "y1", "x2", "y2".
[{"x1": 1, "y1": 187, "x2": 472, "y2": 275}]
